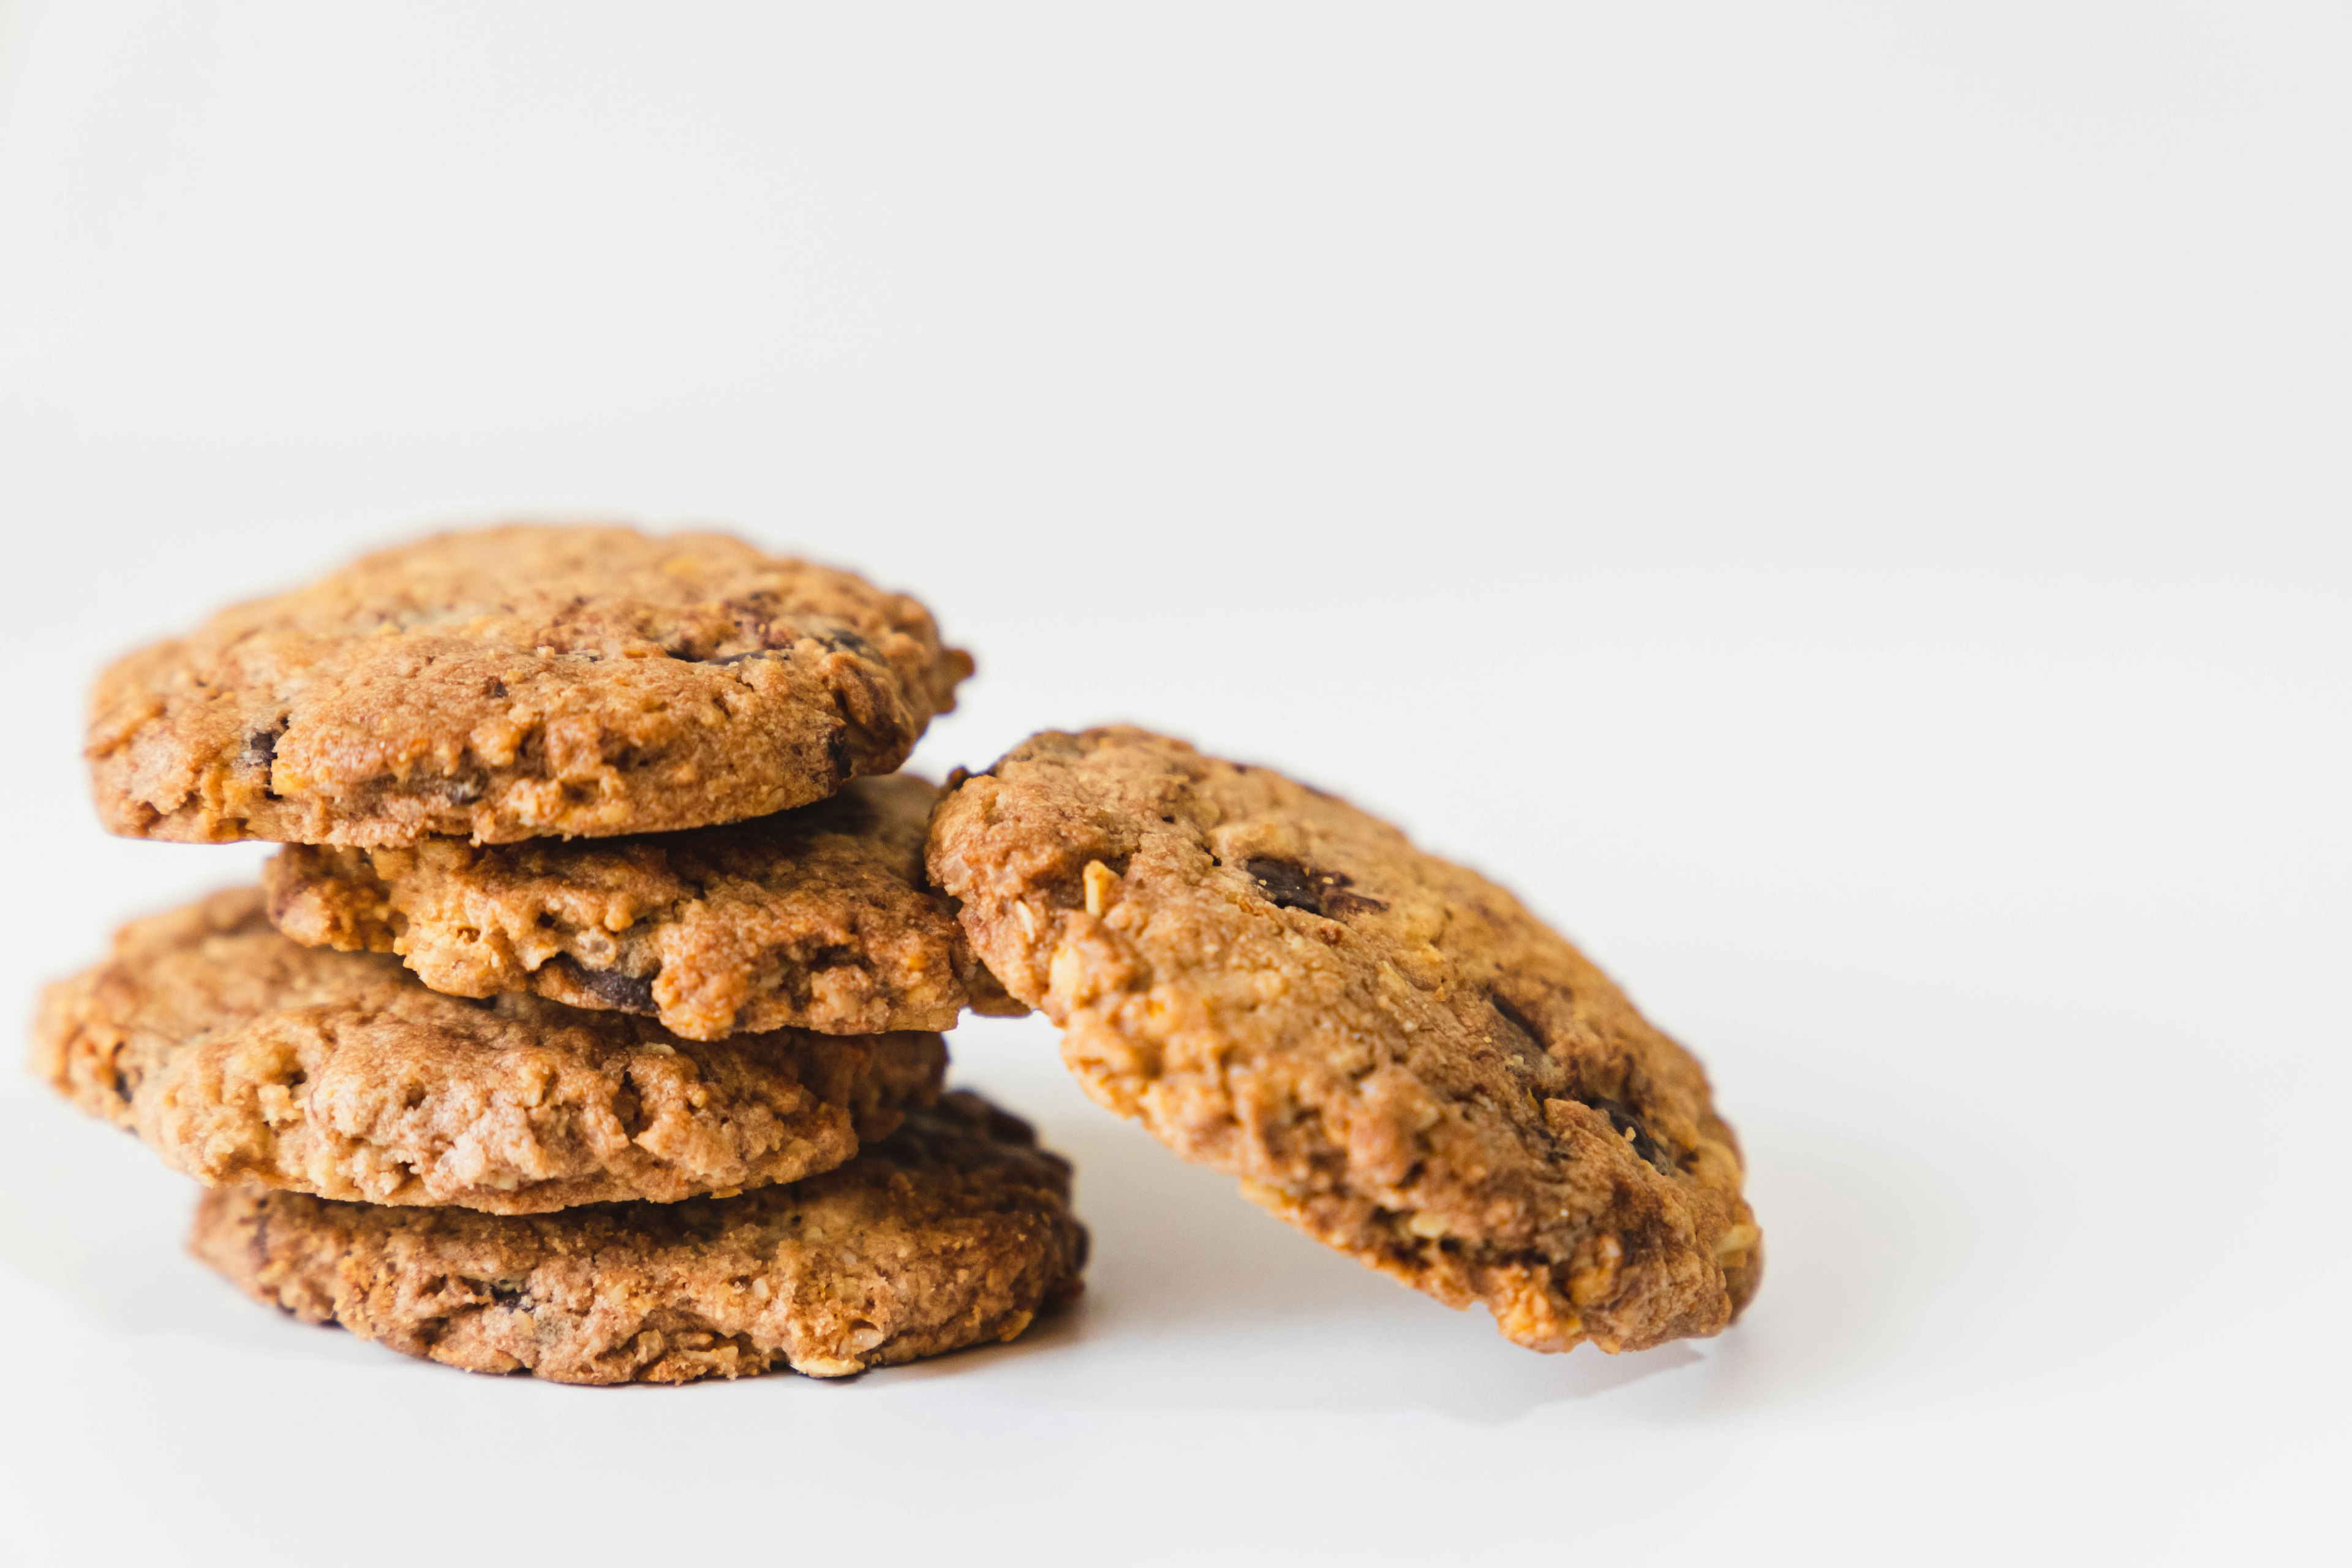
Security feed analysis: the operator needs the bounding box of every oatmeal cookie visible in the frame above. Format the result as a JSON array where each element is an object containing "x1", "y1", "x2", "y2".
[
  {"x1": 263, "y1": 774, "x2": 1021, "y2": 1039},
  {"x1": 927, "y1": 726, "x2": 1760, "y2": 1354},
  {"x1": 89, "y1": 523, "x2": 971, "y2": 845},
  {"x1": 32, "y1": 888, "x2": 944, "y2": 1213},
  {"x1": 190, "y1": 1093, "x2": 1087, "y2": 1384}
]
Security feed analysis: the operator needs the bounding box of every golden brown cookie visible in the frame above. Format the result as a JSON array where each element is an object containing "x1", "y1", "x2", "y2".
[
  {"x1": 190, "y1": 1093, "x2": 1088, "y2": 1384},
  {"x1": 928, "y1": 726, "x2": 1761, "y2": 1354},
  {"x1": 32, "y1": 888, "x2": 944, "y2": 1213},
  {"x1": 262, "y1": 774, "x2": 1023, "y2": 1040},
  {"x1": 88, "y1": 523, "x2": 971, "y2": 846}
]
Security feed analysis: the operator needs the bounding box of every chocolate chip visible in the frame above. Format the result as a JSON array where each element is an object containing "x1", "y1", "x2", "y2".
[
  {"x1": 484, "y1": 677, "x2": 508, "y2": 698},
  {"x1": 1246, "y1": 858, "x2": 1325, "y2": 913},
  {"x1": 809, "y1": 626, "x2": 877, "y2": 658},
  {"x1": 550, "y1": 957, "x2": 658, "y2": 1014},
  {"x1": 1245, "y1": 858, "x2": 1385, "y2": 919},
  {"x1": 238, "y1": 721, "x2": 287, "y2": 796},
  {"x1": 826, "y1": 727, "x2": 854, "y2": 784},
  {"x1": 579, "y1": 968, "x2": 657, "y2": 1013},
  {"x1": 238, "y1": 726, "x2": 280, "y2": 772},
  {"x1": 1591, "y1": 1097, "x2": 1677, "y2": 1175},
  {"x1": 1490, "y1": 993, "x2": 1547, "y2": 1050}
]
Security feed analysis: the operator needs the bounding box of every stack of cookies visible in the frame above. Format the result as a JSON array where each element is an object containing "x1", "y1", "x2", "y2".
[
  {"x1": 33, "y1": 526, "x2": 1088, "y2": 1384},
  {"x1": 36, "y1": 521, "x2": 1765, "y2": 1378}
]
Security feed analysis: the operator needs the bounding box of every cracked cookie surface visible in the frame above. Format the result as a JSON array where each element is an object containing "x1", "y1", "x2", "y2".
[
  {"x1": 927, "y1": 726, "x2": 1760, "y2": 1354},
  {"x1": 190, "y1": 1092, "x2": 1088, "y2": 1384},
  {"x1": 32, "y1": 888, "x2": 944, "y2": 1213},
  {"x1": 89, "y1": 523, "x2": 971, "y2": 846},
  {"x1": 263, "y1": 774, "x2": 1022, "y2": 1039}
]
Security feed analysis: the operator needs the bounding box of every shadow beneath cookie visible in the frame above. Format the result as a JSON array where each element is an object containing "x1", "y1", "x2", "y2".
[
  {"x1": 927, "y1": 1041, "x2": 1973, "y2": 1421},
  {"x1": 908, "y1": 1101, "x2": 1711, "y2": 1421}
]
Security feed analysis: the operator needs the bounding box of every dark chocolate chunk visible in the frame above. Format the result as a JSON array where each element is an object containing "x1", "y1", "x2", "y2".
[
  {"x1": 238, "y1": 721, "x2": 288, "y2": 796},
  {"x1": 1490, "y1": 992, "x2": 1548, "y2": 1050},
  {"x1": 1591, "y1": 1097, "x2": 1678, "y2": 1175},
  {"x1": 809, "y1": 625, "x2": 878, "y2": 658},
  {"x1": 549, "y1": 957, "x2": 658, "y2": 1014},
  {"x1": 1245, "y1": 858, "x2": 1387, "y2": 919},
  {"x1": 1246, "y1": 858, "x2": 1327, "y2": 914}
]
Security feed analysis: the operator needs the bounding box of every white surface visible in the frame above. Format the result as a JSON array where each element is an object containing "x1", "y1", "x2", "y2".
[{"x1": 0, "y1": 4, "x2": 2344, "y2": 1562}]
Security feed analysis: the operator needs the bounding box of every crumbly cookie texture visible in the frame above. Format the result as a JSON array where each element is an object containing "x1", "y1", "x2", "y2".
[
  {"x1": 263, "y1": 774, "x2": 1023, "y2": 1040},
  {"x1": 32, "y1": 888, "x2": 944, "y2": 1213},
  {"x1": 927, "y1": 726, "x2": 1761, "y2": 1354},
  {"x1": 190, "y1": 1092, "x2": 1087, "y2": 1384},
  {"x1": 88, "y1": 523, "x2": 972, "y2": 846}
]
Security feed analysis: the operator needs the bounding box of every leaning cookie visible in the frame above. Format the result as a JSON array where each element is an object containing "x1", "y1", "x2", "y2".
[
  {"x1": 88, "y1": 522, "x2": 971, "y2": 846},
  {"x1": 32, "y1": 888, "x2": 944, "y2": 1213},
  {"x1": 262, "y1": 774, "x2": 1022, "y2": 1041},
  {"x1": 191, "y1": 1092, "x2": 1087, "y2": 1384},
  {"x1": 927, "y1": 726, "x2": 1760, "y2": 1355}
]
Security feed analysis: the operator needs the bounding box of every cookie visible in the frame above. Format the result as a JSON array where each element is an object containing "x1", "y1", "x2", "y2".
[
  {"x1": 927, "y1": 727, "x2": 1761, "y2": 1354},
  {"x1": 88, "y1": 523, "x2": 971, "y2": 846},
  {"x1": 32, "y1": 888, "x2": 944, "y2": 1213},
  {"x1": 262, "y1": 774, "x2": 1024, "y2": 1040},
  {"x1": 190, "y1": 1093, "x2": 1087, "y2": 1384}
]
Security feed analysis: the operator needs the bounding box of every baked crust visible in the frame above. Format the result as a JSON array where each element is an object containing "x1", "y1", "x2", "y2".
[
  {"x1": 32, "y1": 888, "x2": 945, "y2": 1213},
  {"x1": 263, "y1": 774, "x2": 1022, "y2": 1039},
  {"x1": 190, "y1": 1093, "x2": 1087, "y2": 1384},
  {"x1": 927, "y1": 726, "x2": 1761, "y2": 1354},
  {"x1": 89, "y1": 523, "x2": 971, "y2": 845}
]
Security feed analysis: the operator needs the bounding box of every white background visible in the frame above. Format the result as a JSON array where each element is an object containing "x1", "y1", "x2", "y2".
[{"x1": 0, "y1": 4, "x2": 2343, "y2": 1562}]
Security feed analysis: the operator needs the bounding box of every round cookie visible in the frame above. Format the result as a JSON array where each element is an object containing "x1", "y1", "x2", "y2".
[
  {"x1": 88, "y1": 523, "x2": 972, "y2": 846},
  {"x1": 263, "y1": 774, "x2": 1024, "y2": 1040},
  {"x1": 927, "y1": 727, "x2": 1761, "y2": 1355},
  {"x1": 32, "y1": 888, "x2": 945, "y2": 1214},
  {"x1": 190, "y1": 1093, "x2": 1088, "y2": 1384}
]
